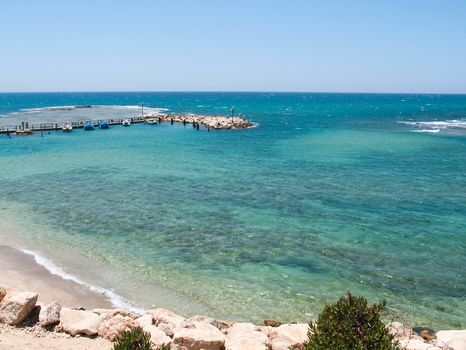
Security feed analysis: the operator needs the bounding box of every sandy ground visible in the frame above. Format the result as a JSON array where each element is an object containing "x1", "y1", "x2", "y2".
[
  {"x1": 0, "y1": 245, "x2": 113, "y2": 309},
  {"x1": 0, "y1": 245, "x2": 114, "y2": 349},
  {"x1": 0, "y1": 325, "x2": 112, "y2": 350}
]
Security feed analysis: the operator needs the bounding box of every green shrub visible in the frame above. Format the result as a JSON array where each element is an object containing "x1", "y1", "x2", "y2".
[
  {"x1": 303, "y1": 292, "x2": 398, "y2": 350},
  {"x1": 113, "y1": 327, "x2": 153, "y2": 350}
]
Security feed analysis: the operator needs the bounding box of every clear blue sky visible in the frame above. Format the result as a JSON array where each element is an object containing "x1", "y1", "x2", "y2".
[{"x1": 1, "y1": 0, "x2": 465, "y2": 93}]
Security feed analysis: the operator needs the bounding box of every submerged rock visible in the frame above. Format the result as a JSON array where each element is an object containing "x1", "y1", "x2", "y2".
[
  {"x1": 0, "y1": 291, "x2": 38, "y2": 325},
  {"x1": 39, "y1": 302, "x2": 62, "y2": 326}
]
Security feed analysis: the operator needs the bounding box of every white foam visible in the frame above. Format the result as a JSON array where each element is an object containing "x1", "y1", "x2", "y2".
[
  {"x1": 399, "y1": 119, "x2": 466, "y2": 132},
  {"x1": 21, "y1": 248, "x2": 143, "y2": 314},
  {"x1": 410, "y1": 129, "x2": 441, "y2": 133}
]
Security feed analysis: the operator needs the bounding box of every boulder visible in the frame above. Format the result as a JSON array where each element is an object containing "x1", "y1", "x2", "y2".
[
  {"x1": 183, "y1": 315, "x2": 233, "y2": 333},
  {"x1": 172, "y1": 322, "x2": 226, "y2": 350},
  {"x1": 146, "y1": 308, "x2": 185, "y2": 337},
  {"x1": 225, "y1": 322, "x2": 268, "y2": 350},
  {"x1": 398, "y1": 337, "x2": 443, "y2": 350},
  {"x1": 0, "y1": 287, "x2": 6, "y2": 303},
  {"x1": 269, "y1": 323, "x2": 308, "y2": 350},
  {"x1": 59, "y1": 308, "x2": 105, "y2": 336},
  {"x1": 39, "y1": 302, "x2": 62, "y2": 326},
  {"x1": 263, "y1": 319, "x2": 282, "y2": 327},
  {"x1": 145, "y1": 325, "x2": 173, "y2": 348},
  {"x1": 388, "y1": 322, "x2": 413, "y2": 338},
  {"x1": 185, "y1": 315, "x2": 217, "y2": 327},
  {"x1": 97, "y1": 314, "x2": 138, "y2": 341},
  {"x1": 446, "y1": 338, "x2": 466, "y2": 350},
  {"x1": 135, "y1": 314, "x2": 153, "y2": 328},
  {"x1": 437, "y1": 330, "x2": 466, "y2": 350},
  {"x1": 0, "y1": 291, "x2": 38, "y2": 325},
  {"x1": 92, "y1": 308, "x2": 139, "y2": 320}
]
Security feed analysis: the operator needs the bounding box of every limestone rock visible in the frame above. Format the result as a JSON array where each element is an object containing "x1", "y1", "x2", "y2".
[
  {"x1": 135, "y1": 314, "x2": 153, "y2": 328},
  {"x1": 263, "y1": 319, "x2": 282, "y2": 327},
  {"x1": 398, "y1": 337, "x2": 443, "y2": 350},
  {"x1": 39, "y1": 302, "x2": 62, "y2": 326},
  {"x1": 185, "y1": 315, "x2": 217, "y2": 327},
  {"x1": 437, "y1": 330, "x2": 466, "y2": 350},
  {"x1": 172, "y1": 322, "x2": 226, "y2": 350},
  {"x1": 388, "y1": 322, "x2": 413, "y2": 338},
  {"x1": 92, "y1": 308, "x2": 139, "y2": 320},
  {"x1": 97, "y1": 314, "x2": 137, "y2": 341},
  {"x1": 0, "y1": 287, "x2": 6, "y2": 304},
  {"x1": 60, "y1": 308, "x2": 105, "y2": 336},
  {"x1": 269, "y1": 323, "x2": 308, "y2": 350},
  {"x1": 446, "y1": 338, "x2": 466, "y2": 350},
  {"x1": 145, "y1": 325, "x2": 172, "y2": 348},
  {"x1": 146, "y1": 308, "x2": 185, "y2": 337},
  {"x1": 0, "y1": 291, "x2": 38, "y2": 325},
  {"x1": 225, "y1": 322, "x2": 268, "y2": 350}
]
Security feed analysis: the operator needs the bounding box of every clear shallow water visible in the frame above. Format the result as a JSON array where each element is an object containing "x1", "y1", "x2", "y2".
[{"x1": 0, "y1": 92, "x2": 465, "y2": 328}]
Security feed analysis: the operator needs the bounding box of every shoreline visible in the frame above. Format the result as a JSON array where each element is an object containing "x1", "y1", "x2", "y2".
[
  {"x1": 0, "y1": 245, "x2": 114, "y2": 310},
  {"x1": 1, "y1": 243, "x2": 465, "y2": 349}
]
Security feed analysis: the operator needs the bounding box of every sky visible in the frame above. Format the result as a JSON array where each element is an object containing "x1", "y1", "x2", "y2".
[{"x1": 0, "y1": 0, "x2": 465, "y2": 93}]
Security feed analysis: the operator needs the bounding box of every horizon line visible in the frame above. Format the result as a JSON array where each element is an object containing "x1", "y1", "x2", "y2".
[{"x1": 1, "y1": 90, "x2": 466, "y2": 96}]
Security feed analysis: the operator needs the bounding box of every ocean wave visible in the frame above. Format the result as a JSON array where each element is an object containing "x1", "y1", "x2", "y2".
[
  {"x1": 410, "y1": 129, "x2": 441, "y2": 133},
  {"x1": 19, "y1": 106, "x2": 92, "y2": 114},
  {"x1": 17, "y1": 105, "x2": 168, "y2": 114},
  {"x1": 21, "y1": 248, "x2": 143, "y2": 314},
  {"x1": 399, "y1": 119, "x2": 466, "y2": 133}
]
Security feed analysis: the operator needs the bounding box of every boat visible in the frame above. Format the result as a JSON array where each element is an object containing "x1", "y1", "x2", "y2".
[
  {"x1": 145, "y1": 119, "x2": 157, "y2": 125},
  {"x1": 99, "y1": 120, "x2": 109, "y2": 129},
  {"x1": 122, "y1": 119, "x2": 131, "y2": 127},
  {"x1": 15, "y1": 129, "x2": 33, "y2": 135},
  {"x1": 84, "y1": 121, "x2": 95, "y2": 131},
  {"x1": 63, "y1": 123, "x2": 73, "y2": 132}
]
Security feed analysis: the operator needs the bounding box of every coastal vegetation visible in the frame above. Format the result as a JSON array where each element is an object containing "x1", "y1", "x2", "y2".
[
  {"x1": 113, "y1": 328, "x2": 152, "y2": 350},
  {"x1": 304, "y1": 292, "x2": 398, "y2": 350}
]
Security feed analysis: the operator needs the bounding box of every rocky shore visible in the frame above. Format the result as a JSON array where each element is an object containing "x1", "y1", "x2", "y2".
[{"x1": 0, "y1": 285, "x2": 465, "y2": 350}]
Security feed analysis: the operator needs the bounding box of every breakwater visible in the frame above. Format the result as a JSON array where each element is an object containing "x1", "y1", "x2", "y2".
[{"x1": 0, "y1": 113, "x2": 253, "y2": 135}]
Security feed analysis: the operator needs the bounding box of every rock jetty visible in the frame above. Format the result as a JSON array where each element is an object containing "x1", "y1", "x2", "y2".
[
  {"x1": 0, "y1": 285, "x2": 465, "y2": 350},
  {"x1": 145, "y1": 113, "x2": 254, "y2": 129}
]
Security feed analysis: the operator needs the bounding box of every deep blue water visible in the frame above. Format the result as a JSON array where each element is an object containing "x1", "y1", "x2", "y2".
[{"x1": 0, "y1": 92, "x2": 465, "y2": 328}]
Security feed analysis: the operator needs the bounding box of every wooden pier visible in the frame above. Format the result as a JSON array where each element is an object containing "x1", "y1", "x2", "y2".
[{"x1": 0, "y1": 116, "x2": 147, "y2": 135}]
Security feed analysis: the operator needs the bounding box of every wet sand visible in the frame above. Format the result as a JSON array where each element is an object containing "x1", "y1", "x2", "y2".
[{"x1": 0, "y1": 245, "x2": 113, "y2": 309}]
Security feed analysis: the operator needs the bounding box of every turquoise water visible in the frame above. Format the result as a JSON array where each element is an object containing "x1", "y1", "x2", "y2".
[{"x1": 0, "y1": 92, "x2": 465, "y2": 328}]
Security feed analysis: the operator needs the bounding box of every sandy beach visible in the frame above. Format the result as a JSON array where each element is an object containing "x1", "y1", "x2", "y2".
[
  {"x1": 0, "y1": 245, "x2": 113, "y2": 310},
  {"x1": 0, "y1": 244, "x2": 115, "y2": 349}
]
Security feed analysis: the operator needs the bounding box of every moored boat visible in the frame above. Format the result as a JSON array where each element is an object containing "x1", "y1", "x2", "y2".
[
  {"x1": 15, "y1": 129, "x2": 33, "y2": 135},
  {"x1": 63, "y1": 123, "x2": 73, "y2": 132},
  {"x1": 122, "y1": 119, "x2": 131, "y2": 126},
  {"x1": 84, "y1": 121, "x2": 95, "y2": 130},
  {"x1": 99, "y1": 120, "x2": 109, "y2": 129}
]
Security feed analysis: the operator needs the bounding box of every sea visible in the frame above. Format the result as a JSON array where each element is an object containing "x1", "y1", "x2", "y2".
[{"x1": 0, "y1": 92, "x2": 465, "y2": 328}]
